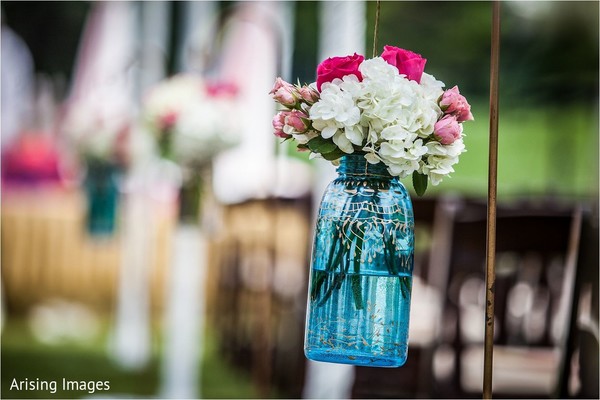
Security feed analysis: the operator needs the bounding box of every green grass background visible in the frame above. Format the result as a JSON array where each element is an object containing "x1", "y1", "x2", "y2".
[{"x1": 1, "y1": 318, "x2": 261, "y2": 399}]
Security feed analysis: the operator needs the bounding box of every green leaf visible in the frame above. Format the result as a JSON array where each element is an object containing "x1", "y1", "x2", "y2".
[
  {"x1": 321, "y1": 148, "x2": 345, "y2": 161},
  {"x1": 307, "y1": 136, "x2": 338, "y2": 154},
  {"x1": 351, "y1": 226, "x2": 364, "y2": 310},
  {"x1": 412, "y1": 171, "x2": 428, "y2": 197}
]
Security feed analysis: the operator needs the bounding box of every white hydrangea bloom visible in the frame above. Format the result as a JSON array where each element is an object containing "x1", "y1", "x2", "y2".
[
  {"x1": 420, "y1": 72, "x2": 445, "y2": 102},
  {"x1": 359, "y1": 57, "x2": 398, "y2": 82},
  {"x1": 378, "y1": 137, "x2": 427, "y2": 178},
  {"x1": 309, "y1": 77, "x2": 364, "y2": 153},
  {"x1": 380, "y1": 125, "x2": 416, "y2": 142},
  {"x1": 421, "y1": 138, "x2": 466, "y2": 185},
  {"x1": 410, "y1": 97, "x2": 440, "y2": 138}
]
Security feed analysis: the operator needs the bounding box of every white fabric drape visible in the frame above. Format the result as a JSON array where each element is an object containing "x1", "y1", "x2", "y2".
[
  {"x1": 211, "y1": 1, "x2": 282, "y2": 205},
  {"x1": 66, "y1": 1, "x2": 147, "y2": 370}
]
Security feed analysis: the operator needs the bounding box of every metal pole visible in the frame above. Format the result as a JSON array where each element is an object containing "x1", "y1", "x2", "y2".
[{"x1": 484, "y1": 1, "x2": 501, "y2": 399}]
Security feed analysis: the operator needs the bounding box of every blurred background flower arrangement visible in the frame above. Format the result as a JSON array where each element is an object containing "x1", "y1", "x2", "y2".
[
  {"x1": 142, "y1": 73, "x2": 240, "y2": 221},
  {"x1": 143, "y1": 74, "x2": 239, "y2": 167}
]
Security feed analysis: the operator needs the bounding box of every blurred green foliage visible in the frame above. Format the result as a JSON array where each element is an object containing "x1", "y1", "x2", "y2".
[{"x1": 295, "y1": 1, "x2": 599, "y2": 107}]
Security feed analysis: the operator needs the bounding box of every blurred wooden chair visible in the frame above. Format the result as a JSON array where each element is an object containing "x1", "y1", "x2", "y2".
[
  {"x1": 208, "y1": 197, "x2": 311, "y2": 398},
  {"x1": 559, "y1": 204, "x2": 599, "y2": 398},
  {"x1": 431, "y1": 199, "x2": 583, "y2": 398}
]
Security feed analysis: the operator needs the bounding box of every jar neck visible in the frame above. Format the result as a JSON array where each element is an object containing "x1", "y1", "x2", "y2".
[{"x1": 337, "y1": 153, "x2": 392, "y2": 179}]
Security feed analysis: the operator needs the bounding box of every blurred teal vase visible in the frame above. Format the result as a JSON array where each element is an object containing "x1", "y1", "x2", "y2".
[
  {"x1": 304, "y1": 153, "x2": 414, "y2": 367},
  {"x1": 84, "y1": 160, "x2": 120, "y2": 236}
]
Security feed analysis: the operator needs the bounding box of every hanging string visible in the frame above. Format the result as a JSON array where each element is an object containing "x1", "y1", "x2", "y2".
[{"x1": 372, "y1": 0, "x2": 381, "y2": 58}]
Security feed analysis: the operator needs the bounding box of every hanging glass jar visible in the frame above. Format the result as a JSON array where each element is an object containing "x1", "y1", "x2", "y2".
[{"x1": 304, "y1": 153, "x2": 414, "y2": 367}]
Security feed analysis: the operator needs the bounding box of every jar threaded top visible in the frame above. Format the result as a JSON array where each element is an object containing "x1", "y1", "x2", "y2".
[{"x1": 337, "y1": 153, "x2": 393, "y2": 179}]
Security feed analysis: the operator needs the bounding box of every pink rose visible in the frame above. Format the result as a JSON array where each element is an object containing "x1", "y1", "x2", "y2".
[
  {"x1": 272, "y1": 112, "x2": 291, "y2": 138},
  {"x1": 284, "y1": 110, "x2": 308, "y2": 133},
  {"x1": 440, "y1": 86, "x2": 474, "y2": 122},
  {"x1": 434, "y1": 115, "x2": 462, "y2": 145},
  {"x1": 298, "y1": 85, "x2": 319, "y2": 104},
  {"x1": 381, "y1": 46, "x2": 427, "y2": 83},
  {"x1": 270, "y1": 77, "x2": 297, "y2": 107},
  {"x1": 316, "y1": 53, "x2": 364, "y2": 91}
]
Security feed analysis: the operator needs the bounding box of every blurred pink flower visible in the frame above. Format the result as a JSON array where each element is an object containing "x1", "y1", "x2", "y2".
[
  {"x1": 206, "y1": 82, "x2": 239, "y2": 98},
  {"x1": 159, "y1": 111, "x2": 178, "y2": 131}
]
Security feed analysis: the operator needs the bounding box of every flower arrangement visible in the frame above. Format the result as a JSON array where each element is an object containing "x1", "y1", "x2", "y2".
[
  {"x1": 143, "y1": 74, "x2": 240, "y2": 167},
  {"x1": 61, "y1": 99, "x2": 130, "y2": 166},
  {"x1": 270, "y1": 46, "x2": 473, "y2": 195}
]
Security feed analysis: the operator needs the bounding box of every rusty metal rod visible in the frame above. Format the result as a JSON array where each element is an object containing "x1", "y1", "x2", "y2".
[{"x1": 483, "y1": 1, "x2": 501, "y2": 399}]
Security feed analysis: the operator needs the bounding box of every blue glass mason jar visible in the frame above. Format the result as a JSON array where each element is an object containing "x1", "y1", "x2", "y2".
[{"x1": 304, "y1": 153, "x2": 414, "y2": 367}]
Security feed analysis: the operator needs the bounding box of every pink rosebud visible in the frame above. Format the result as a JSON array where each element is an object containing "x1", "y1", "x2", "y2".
[
  {"x1": 381, "y1": 45, "x2": 427, "y2": 83},
  {"x1": 284, "y1": 110, "x2": 308, "y2": 133},
  {"x1": 298, "y1": 85, "x2": 320, "y2": 104},
  {"x1": 434, "y1": 115, "x2": 462, "y2": 145},
  {"x1": 272, "y1": 112, "x2": 291, "y2": 139},
  {"x1": 316, "y1": 53, "x2": 364, "y2": 91},
  {"x1": 270, "y1": 78, "x2": 297, "y2": 107},
  {"x1": 270, "y1": 77, "x2": 293, "y2": 94},
  {"x1": 440, "y1": 86, "x2": 474, "y2": 122}
]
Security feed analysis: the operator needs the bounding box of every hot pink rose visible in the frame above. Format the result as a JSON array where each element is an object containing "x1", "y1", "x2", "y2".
[
  {"x1": 440, "y1": 86, "x2": 474, "y2": 122},
  {"x1": 316, "y1": 53, "x2": 364, "y2": 91},
  {"x1": 434, "y1": 115, "x2": 462, "y2": 145},
  {"x1": 270, "y1": 77, "x2": 297, "y2": 107},
  {"x1": 272, "y1": 112, "x2": 290, "y2": 139},
  {"x1": 381, "y1": 46, "x2": 427, "y2": 83}
]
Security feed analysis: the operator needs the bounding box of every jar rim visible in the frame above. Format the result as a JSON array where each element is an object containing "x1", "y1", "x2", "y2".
[{"x1": 337, "y1": 152, "x2": 393, "y2": 178}]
